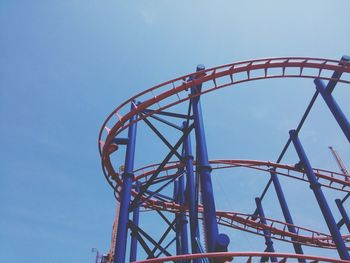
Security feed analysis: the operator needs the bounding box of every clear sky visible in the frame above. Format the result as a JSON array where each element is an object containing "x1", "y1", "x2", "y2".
[{"x1": 1, "y1": 1, "x2": 350, "y2": 262}]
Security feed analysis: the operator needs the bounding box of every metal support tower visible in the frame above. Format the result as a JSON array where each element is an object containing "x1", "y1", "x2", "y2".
[
  {"x1": 190, "y1": 65, "x2": 229, "y2": 253},
  {"x1": 183, "y1": 121, "x2": 202, "y2": 262},
  {"x1": 270, "y1": 170, "x2": 305, "y2": 262},
  {"x1": 98, "y1": 56, "x2": 350, "y2": 263},
  {"x1": 290, "y1": 130, "x2": 350, "y2": 260},
  {"x1": 114, "y1": 102, "x2": 138, "y2": 263},
  {"x1": 255, "y1": 197, "x2": 277, "y2": 262},
  {"x1": 130, "y1": 182, "x2": 141, "y2": 262}
]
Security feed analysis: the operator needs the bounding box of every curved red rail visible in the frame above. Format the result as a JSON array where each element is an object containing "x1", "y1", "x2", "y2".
[
  {"x1": 130, "y1": 160, "x2": 350, "y2": 193},
  {"x1": 133, "y1": 251, "x2": 349, "y2": 263},
  {"x1": 99, "y1": 57, "x2": 350, "y2": 196},
  {"x1": 143, "y1": 199, "x2": 350, "y2": 250},
  {"x1": 99, "y1": 57, "x2": 350, "y2": 261},
  {"x1": 106, "y1": 160, "x2": 350, "y2": 249}
]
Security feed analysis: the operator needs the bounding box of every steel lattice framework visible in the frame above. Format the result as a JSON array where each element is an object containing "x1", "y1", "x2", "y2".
[{"x1": 98, "y1": 56, "x2": 350, "y2": 263}]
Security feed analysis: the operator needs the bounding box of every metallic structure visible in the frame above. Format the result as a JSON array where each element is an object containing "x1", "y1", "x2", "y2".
[
  {"x1": 329, "y1": 146, "x2": 349, "y2": 178},
  {"x1": 98, "y1": 56, "x2": 350, "y2": 262}
]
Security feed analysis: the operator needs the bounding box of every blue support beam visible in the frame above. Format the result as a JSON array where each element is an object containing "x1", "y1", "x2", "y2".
[
  {"x1": 335, "y1": 199, "x2": 350, "y2": 232},
  {"x1": 314, "y1": 78, "x2": 350, "y2": 143},
  {"x1": 270, "y1": 170, "x2": 305, "y2": 262},
  {"x1": 255, "y1": 198, "x2": 277, "y2": 262},
  {"x1": 289, "y1": 130, "x2": 350, "y2": 260},
  {"x1": 190, "y1": 65, "x2": 229, "y2": 253},
  {"x1": 174, "y1": 180, "x2": 182, "y2": 257},
  {"x1": 129, "y1": 123, "x2": 194, "y2": 212},
  {"x1": 114, "y1": 102, "x2": 138, "y2": 263},
  {"x1": 183, "y1": 121, "x2": 201, "y2": 261},
  {"x1": 178, "y1": 173, "x2": 189, "y2": 256},
  {"x1": 130, "y1": 182, "x2": 141, "y2": 262}
]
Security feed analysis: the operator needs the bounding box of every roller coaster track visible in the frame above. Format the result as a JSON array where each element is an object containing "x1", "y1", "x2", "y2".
[
  {"x1": 99, "y1": 57, "x2": 350, "y2": 262},
  {"x1": 130, "y1": 160, "x2": 350, "y2": 194},
  {"x1": 132, "y1": 252, "x2": 350, "y2": 263},
  {"x1": 142, "y1": 199, "x2": 350, "y2": 250},
  {"x1": 99, "y1": 57, "x2": 350, "y2": 164},
  {"x1": 107, "y1": 159, "x2": 350, "y2": 250}
]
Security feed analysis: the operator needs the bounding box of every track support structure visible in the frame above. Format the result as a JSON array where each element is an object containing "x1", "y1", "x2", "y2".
[
  {"x1": 98, "y1": 57, "x2": 350, "y2": 263},
  {"x1": 190, "y1": 65, "x2": 229, "y2": 254},
  {"x1": 290, "y1": 129, "x2": 350, "y2": 260},
  {"x1": 255, "y1": 197, "x2": 277, "y2": 262},
  {"x1": 335, "y1": 198, "x2": 350, "y2": 232},
  {"x1": 270, "y1": 170, "x2": 305, "y2": 262},
  {"x1": 130, "y1": 182, "x2": 141, "y2": 262},
  {"x1": 114, "y1": 102, "x2": 138, "y2": 263}
]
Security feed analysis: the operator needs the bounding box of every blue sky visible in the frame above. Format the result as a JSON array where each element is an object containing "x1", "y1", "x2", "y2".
[{"x1": 1, "y1": 1, "x2": 350, "y2": 262}]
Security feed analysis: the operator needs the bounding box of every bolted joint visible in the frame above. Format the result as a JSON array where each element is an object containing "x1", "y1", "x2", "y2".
[
  {"x1": 122, "y1": 172, "x2": 134, "y2": 180},
  {"x1": 197, "y1": 164, "x2": 212, "y2": 173},
  {"x1": 180, "y1": 218, "x2": 188, "y2": 224},
  {"x1": 113, "y1": 137, "x2": 130, "y2": 145},
  {"x1": 183, "y1": 155, "x2": 194, "y2": 161},
  {"x1": 130, "y1": 229, "x2": 137, "y2": 237},
  {"x1": 265, "y1": 240, "x2": 274, "y2": 247},
  {"x1": 309, "y1": 181, "x2": 321, "y2": 191},
  {"x1": 289, "y1": 129, "x2": 298, "y2": 139}
]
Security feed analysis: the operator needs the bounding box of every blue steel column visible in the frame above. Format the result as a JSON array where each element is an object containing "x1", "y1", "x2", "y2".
[
  {"x1": 114, "y1": 102, "x2": 138, "y2": 263},
  {"x1": 255, "y1": 198, "x2": 277, "y2": 262},
  {"x1": 289, "y1": 130, "x2": 350, "y2": 260},
  {"x1": 130, "y1": 182, "x2": 140, "y2": 262},
  {"x1": 335, "y1": 199, "x2": 350, "y2": 232},
  {"x1": 314, "y1": 78, "x2": 350, "y2": 143},
  {"x1": 178, "y1": 171, "x2": 189, "y2": 256},
  {"x1": 270, "y1": 170, "x2": 305, "y2": 262},
  {"x1": 183, "y1": 122, "x2": 201, "y2": 262},
  {"x1": 174, "y1": 180, "x2": 182, "y2": 257},
  {"x1": 190, "y1": 65, "x2": 229, "y2": 253}
]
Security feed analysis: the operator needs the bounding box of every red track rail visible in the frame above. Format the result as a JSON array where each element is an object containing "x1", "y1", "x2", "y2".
[
  {"x1": 99, "y1": 57, "x2": 350, "y2": 262},
  {"x1": 130, "y1": 160, "x2": 350, "y2": 193},
  {"x1": 144, "y1": 199, "x2": 350, "y2": 250},
  {"x1": 106, "y1": 160, "x2": 350, "y2": 249},
  {"x1": 99, "y1": 57, "x2": 350, "y2": 161},
  {"x1": 132, "y1": 252, "x2": 349, "y2": 263}
]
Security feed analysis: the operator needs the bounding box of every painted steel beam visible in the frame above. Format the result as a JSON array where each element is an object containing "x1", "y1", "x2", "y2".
[
  {"x1": 290, "y1": 129, "x2": 350, "y2": 260},
  {"x1": 114, "y1": 102, "x2": 138, "y2": 263}
]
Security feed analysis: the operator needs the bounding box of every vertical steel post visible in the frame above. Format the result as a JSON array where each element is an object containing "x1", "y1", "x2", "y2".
[
  {"x1": 178, "y1": 171, "x2": 189, "y2": 256},
  {"x1": 130, "y1": 182, "x2": 140, "y2": 262},
  {"x1": 174, "y1": 180, "x2": 182, "y2": 257},
  {"x1": 335, "y1": 199, "x2": 350, "y2": 232},
  {"x1": 183, "y1": 122, "x2": 201, "y2": 262},
  {"x1": 114, "y1": 102, "x2": 138, "y2": 263},
  {"x1": 190, "y1": 65, "x2": 229, "y2": 253},
  {"x1": 314, "y1": 78, "x2": 350, "y2": 143},
  {"x1": 255, "y1": 198, "x2": 277, "y2": 262},
  {"x1": 270, "y1": 171, "x2": 305, "y2": 262},
  {"x1": 289, "y1": 129, "x2": 350, "y2": 260}
]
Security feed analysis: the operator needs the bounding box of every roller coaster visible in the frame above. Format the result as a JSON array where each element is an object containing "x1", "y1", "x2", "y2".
[{"x1": 98, "y1": 56, "x2": 350, "y2": 262}]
